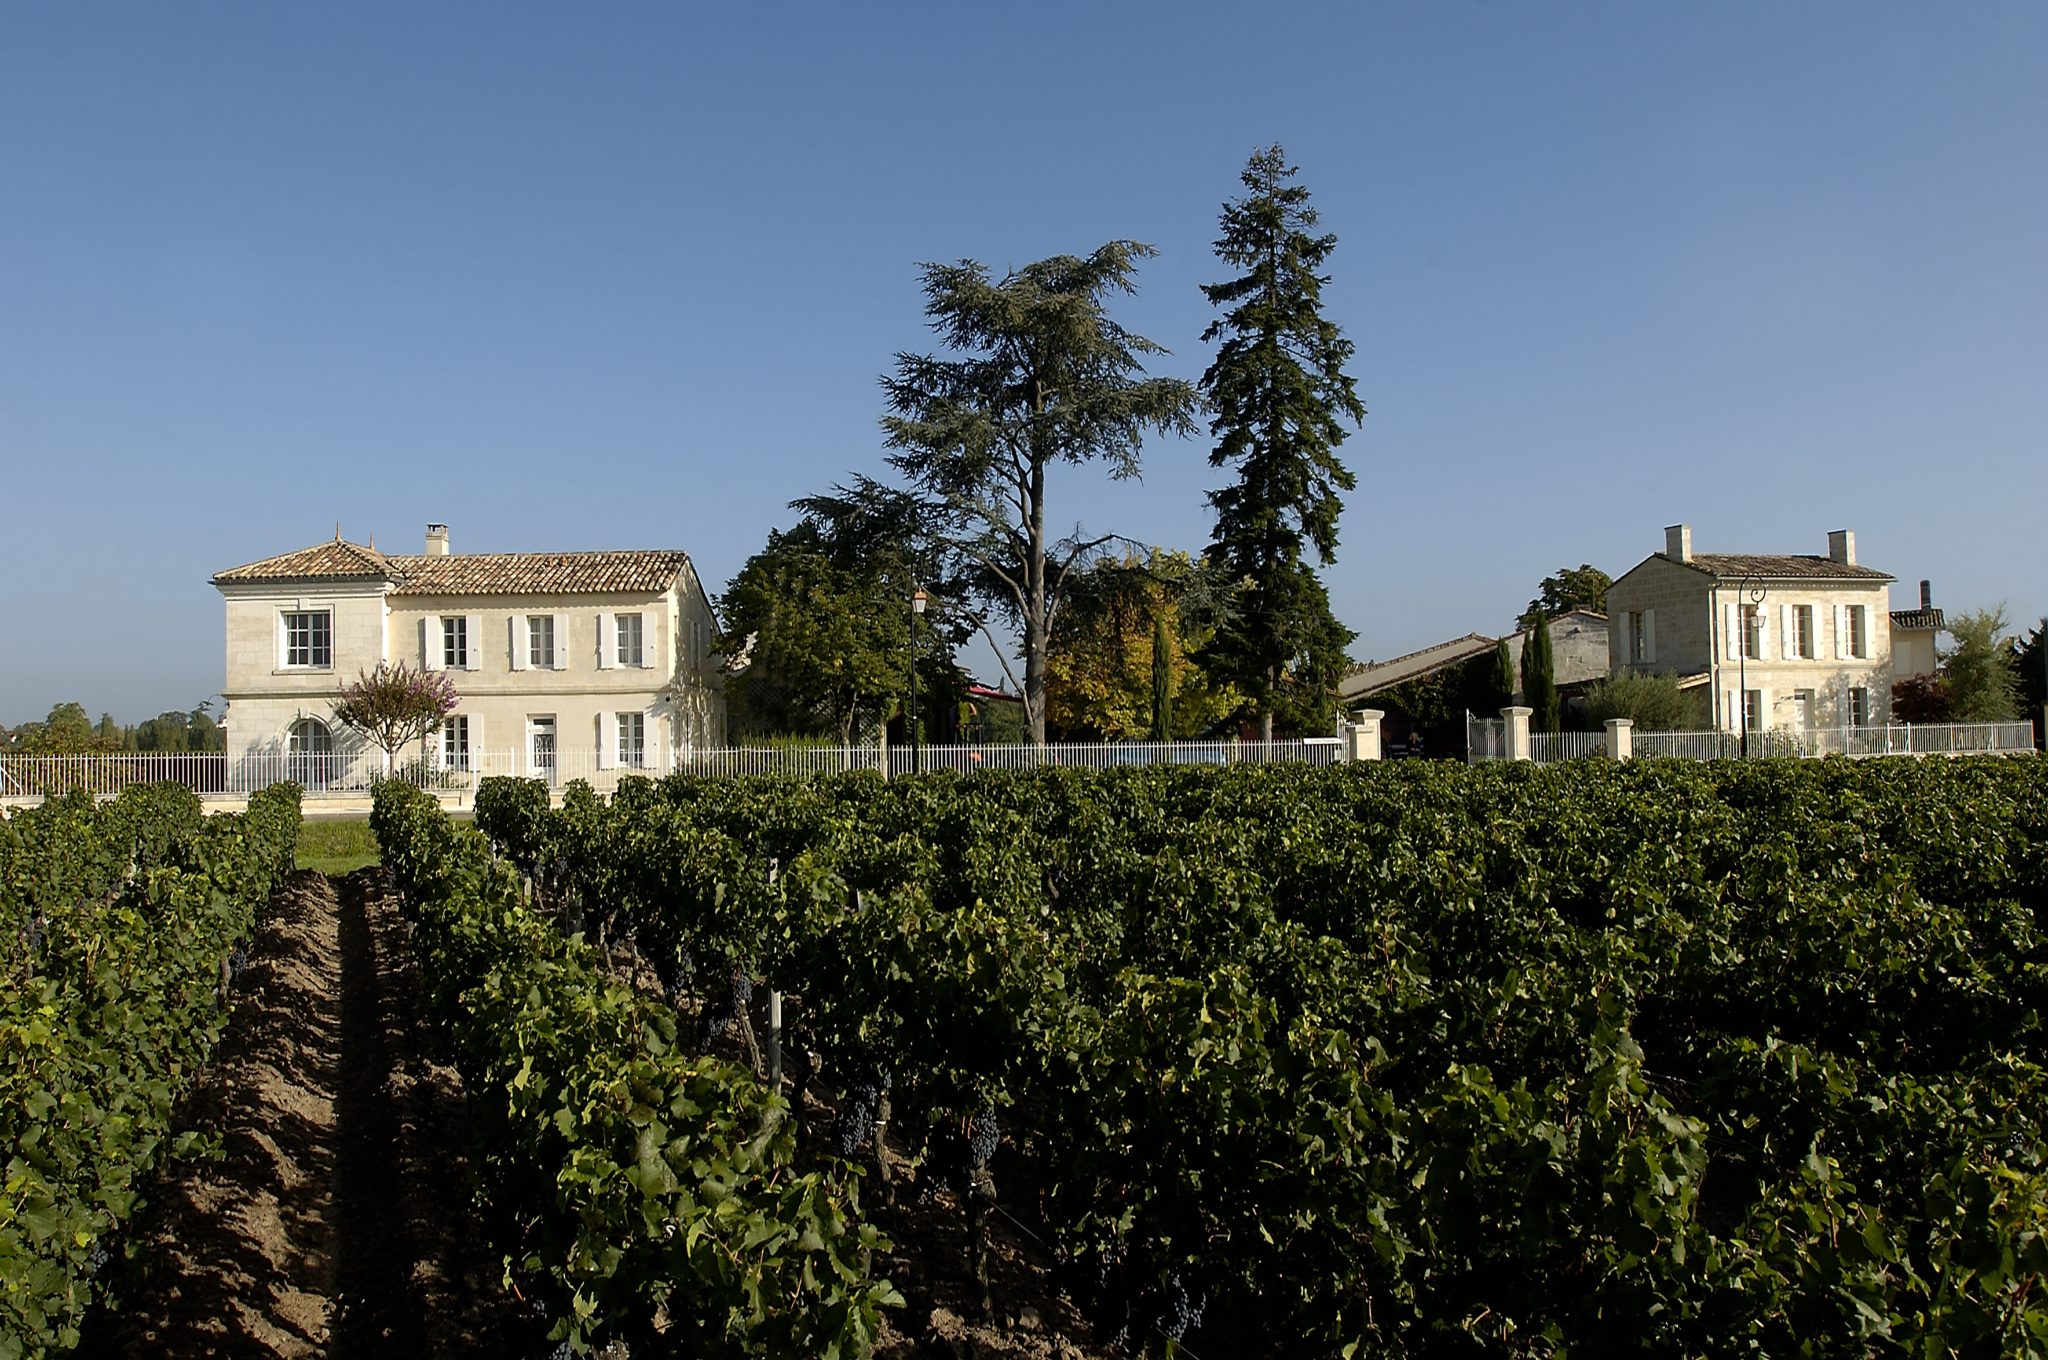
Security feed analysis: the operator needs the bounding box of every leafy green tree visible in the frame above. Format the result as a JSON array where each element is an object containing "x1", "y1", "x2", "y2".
[
  {"x1": 332, "y1": 661, "x2": 459, "y2": 774},
  {"x1": 1521, "y1": 613, "x2": 1560, "y2": 733},
  {"x1": 1044, "y1": 551, "x2": 1241, "y2": 741},
  {"x1": 1940, "y1": 607, "x2": 2019, "y2": 722},
  {"x1": 807, "y1": 243, "x2": 1197, "y2": 744},
  {"x1": 1519, "y1": 565, "x2": 1612, "y2": 628},
  {"x1": 1582, "y1": 671, "x2": 1700, "y2": 731},
  {"x1": 720, "y1": 523, "x2": 953, "y2": 745},
  {"x1": 1196, "y1": 146, "x2": 1365, "y2": 740}
]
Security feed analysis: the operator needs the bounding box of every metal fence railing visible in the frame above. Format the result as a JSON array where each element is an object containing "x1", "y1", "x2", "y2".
[
  {"x1": 1796, "y1": 722, "x2": 2037, "y2": 757},
  {"x1": 1466, "y1": 716, "x2": 1507, "y2": 763},
  {"x1": 1632, "y1": 730, "x2": 1746, "y2": 761},
  {"x1": 2, "y1": 738, "x2": 1348, "y2": 800},
  {"x1": 1529, "y1": 731, "x2": 1607, "y2": 763},
  {"x1": 1630, "y1": 721, "x2": 2036, "y2": 761}
]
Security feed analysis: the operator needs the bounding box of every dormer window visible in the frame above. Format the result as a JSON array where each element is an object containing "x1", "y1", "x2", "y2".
[{"x1": 283, "y1": 610, "x2": 332, "y2": 668}]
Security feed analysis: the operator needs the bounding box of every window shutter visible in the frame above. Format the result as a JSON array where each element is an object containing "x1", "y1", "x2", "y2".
[
  {"x1": 597, "y1": 613, "x2": 613, "y2": 669},
  {"x1": 1780, "y1": 605, "x2": 1793, "y2": 658},
  {"x1": 468, "y1": 714, "x2": 482, "y2": 770},
  {"x1": 465, "y1": 615, "x2": 482, "y2": 670},
  {"x1": 1853, "y1": 605, "x2": 1867, "y2": 658},
  {"x1": 1832, "y1": 606, "x2": 1846, "y2": 659},
  {"x1": 510, "y1": 616, "x2": 528, "y2": 671},
  {"x1": 552, "y1": 614, "x2": 568, "y2": 670},
  {"x1": 636, "y1": 612, "x2": 652, "y2": 668},
  {"x1": 1614, "y1": 613, "x2": 1629, "y2": 667},
  {"x1": 596, "y1": 712, "x2": 614, "y2": 770},
  {"x1": 1724, "y1": 603, "x2": 1740, "y2": 660},
  {"x1": 1643, "y1": 609, "x2": 1657, "y2": 663},
  {"x1": 1755, "y1": 608, "x2": 1770, "y2": 660},
  {"x1": 1758, "y1": 688, "x2": 1772, "y2": 729},
  {"x1": 420, "y1": 618, "x2": 438, "y2": 670},
  {"x1": 1725, "y1": 690, "x2": 1737, "y2": 732}
]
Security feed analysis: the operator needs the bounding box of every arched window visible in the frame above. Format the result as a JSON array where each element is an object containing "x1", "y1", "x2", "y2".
[{"x1": 287, "y1": 718, "x2": 334, "y2": 788}]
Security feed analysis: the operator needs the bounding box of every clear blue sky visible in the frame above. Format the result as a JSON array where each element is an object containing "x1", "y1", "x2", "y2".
[{"x1": 4, "y1": 2, "x2": 2043, "y2": 724}]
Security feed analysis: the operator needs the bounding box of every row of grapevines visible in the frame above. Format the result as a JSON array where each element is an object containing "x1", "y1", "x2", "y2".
[
  {"x1": 368, "y1": 780, "x2": 898, "y2": 1357},
  {"x1": 475, "y1": 759, "x2": 2048, "y2": 1356},
  {"x1": 0, "y1": 781, "x2": 301, "y2": 1360}
]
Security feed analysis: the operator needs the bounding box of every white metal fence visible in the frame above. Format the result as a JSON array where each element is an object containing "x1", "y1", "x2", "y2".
[
  {"x1": 1632, "y1": 721, "x2": 2036, "y2": 761},
  {"x1": 1466, "y1": 716, "x2": 1507, "y2": 763},
  {"x1": 2, "y1": 738, "x2": 1347, "y2": 800},
  {"x1": 1529, "y1": 731, "x2": 1607, "y2": 762},
  {"x1": 1794, "y1": 722, "x2": 2036, "y2": 757},
  {"x1": 1632, "y1": 730, "x2": 1745, "y2": 761}
]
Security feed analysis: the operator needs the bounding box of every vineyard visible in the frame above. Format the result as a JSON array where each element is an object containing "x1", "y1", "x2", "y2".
[
  {"x1": 1, "y1": 781, "x2": 300, "y2": 1357},
  {"x1": 367, "y1": 757, "x2": 2047, "y2": 1357},
  {"x1": 6, "y1": 758, "x2": 2046, "y2": 1358}
]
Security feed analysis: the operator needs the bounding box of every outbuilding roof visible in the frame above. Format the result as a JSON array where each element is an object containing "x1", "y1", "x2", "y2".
[
  {"x1": 214, "y1": 538, "x2": 691, "y2": 595},
  {"x1": 1339, "y1": 633, "x2": 1500, "y2": 701},
  {"x1": 1889, "y1": 607, "x2": 1946, "y2": 631}
]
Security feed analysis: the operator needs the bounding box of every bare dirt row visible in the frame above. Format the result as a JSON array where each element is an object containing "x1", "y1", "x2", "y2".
[{"x1": 77, "y1": 870, "x2": 522, "y2": 1359}]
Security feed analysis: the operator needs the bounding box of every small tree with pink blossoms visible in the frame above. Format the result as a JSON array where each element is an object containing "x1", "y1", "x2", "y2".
[{"x1": 332, "y1": 661, "x2": 460, "y2": 777}]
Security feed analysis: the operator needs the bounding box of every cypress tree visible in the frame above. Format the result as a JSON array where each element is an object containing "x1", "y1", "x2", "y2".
[
  {"x1": 1521, "y1": 613, "x2": 1560, "y2": 734},
  {"x1": 1197, "y1": 146, "x2": 1365, "y2": 739},
  {"x1": 1150, "y1": 614, "x2": 1175, "y2": 741},
  {"x1": 1490, "y1": 637, "x2": 1518, "y2": 713}
]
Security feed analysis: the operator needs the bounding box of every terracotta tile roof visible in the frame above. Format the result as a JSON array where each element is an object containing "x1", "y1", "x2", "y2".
[
  {"x1": 212, "y1": 539, "x2": 397, "y2": 584},
  {"x1": 214, "y1": 539, "x2": 690, "y2": 595},
  {"x1": 1687, "y1": 553, "x2": 1894, "y2": 582},
  {"x1": 384, "y1": 551, "x2": 689, "y2": 596},
  {"x1": 1890, "y1": 607, "x2": 1945, "y2": 630}
]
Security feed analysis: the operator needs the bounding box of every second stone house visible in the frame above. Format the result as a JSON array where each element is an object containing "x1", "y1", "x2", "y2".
[{"x1": 1606, "y1": 524, "x2": 1896, "y2": 735}]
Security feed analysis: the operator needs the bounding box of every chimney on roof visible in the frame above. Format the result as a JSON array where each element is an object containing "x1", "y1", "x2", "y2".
[
  {"x1": 1663, "y1": 524, "x2": 1692, "y2": 563},
  {"x1": 1828, "y1": 529, "x2": 1856, "y2": 566},
  {"x1": 426, "y1": 523, "x2": 450, "y2": 557},
  {"x1": 1920, "y1": 579, "x2": 1932, "y2": 610}
]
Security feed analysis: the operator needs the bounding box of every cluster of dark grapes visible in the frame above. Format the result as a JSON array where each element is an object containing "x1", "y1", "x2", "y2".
[
  {"x1": 1154, "y1": 1271, "x2": 1207, "y2": 1342},
  {"x1": 652, "y1": 948, "x2": 695, "y2": 1000},
  {"x1": 1070, "y1": 1246, "x2": 1206, "y2": 1348},
  {"x1": 922, "y1": 1107, "x2": 1003, "y2": 1202},
  {"x1": 226, "y1": 938, "x2": 250, "y2": 983},
  {"x1": 84, "y1": 1241, "x2": 111, "y2": 1278},
  {"x1": 967, "y1": 1109, "x2": 1000, "y2": 1167},
  {"x1": 833, "y1": 1069, "x2": 891, "y2": 1157},
  {"x1": 24, "y1": 909, "x2": 49, "y2": 957},
  {"x1": 1071, "y1": 1245, "x2": 1134, "y2": 1347},
  {"x1": 698, "y1": 967, "x2": 753, "y2": 1046}
]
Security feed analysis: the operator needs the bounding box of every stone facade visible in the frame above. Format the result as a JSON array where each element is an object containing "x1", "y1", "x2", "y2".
[
  {"x1": 214, "y1": 528, "x2": 725, "y2": 780},
  {"x1": 1607, "y1": 525, "x2": 1896, "y2": 733}
]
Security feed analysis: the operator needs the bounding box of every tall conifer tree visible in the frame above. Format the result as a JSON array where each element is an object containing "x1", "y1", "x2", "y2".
[
  {"x1": 1150, "y1": 614, "x2": 1175, "y2": 741},
  {"x1": 1197, "y1": 146, "x2": 1365, "y2": 738},
  {"x1": 1521, "y1": 613, "x2": 1560, "y2": 734}
]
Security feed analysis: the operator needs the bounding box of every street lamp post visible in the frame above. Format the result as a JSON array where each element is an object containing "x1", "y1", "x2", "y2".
[
  {"x1": 909, "y1": 588, "x2": 928, "y2": 774},
  {"x1": 1737, "y1": 575, "x2": 1766, "y2": 758}
]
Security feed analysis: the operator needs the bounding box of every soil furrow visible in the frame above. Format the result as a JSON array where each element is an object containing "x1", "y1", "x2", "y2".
[{"x1": 77, "y1": 868, "x2": 514, "y2": 1358}]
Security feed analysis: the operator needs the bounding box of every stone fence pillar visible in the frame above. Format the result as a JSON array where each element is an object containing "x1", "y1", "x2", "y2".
[
  {"x1": 1503, "y1": 706, "x2": 1533, "y2": 761},
  {"x1": 1347, "y1": 709, "x2": 1385, "y2": 762},
  {"x1": 1604, "y1": 717, "x2": 1635, "y2": 761}
]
